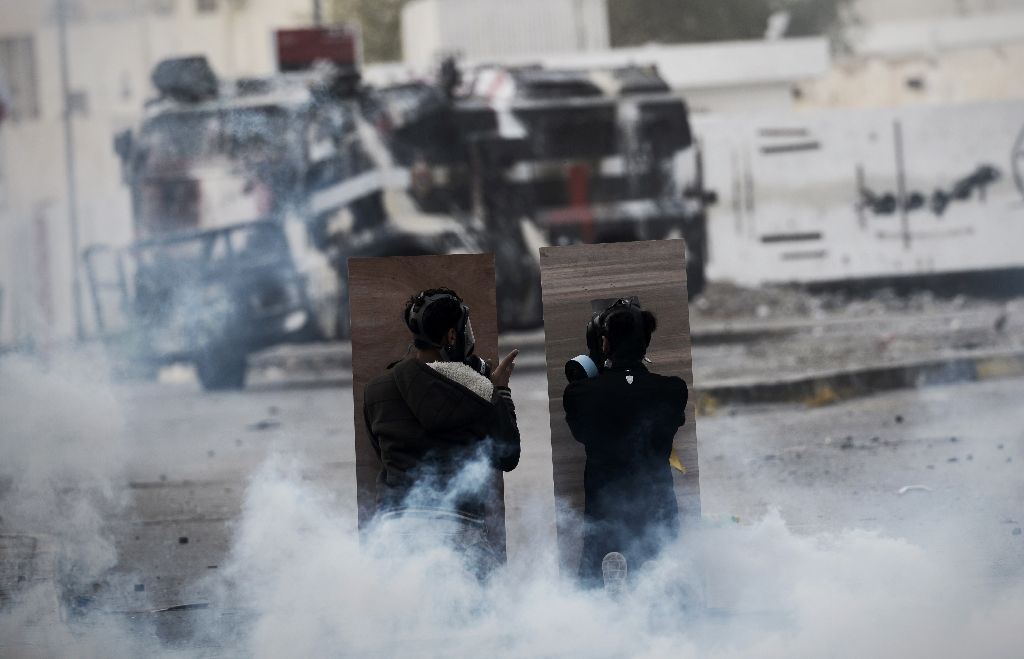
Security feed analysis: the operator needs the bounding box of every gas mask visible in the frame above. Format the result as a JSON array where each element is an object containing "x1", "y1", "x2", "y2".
[
  {"x1": 407, "y1": 292, "x2": 491, "y2": 378},
  {"x1": 565, "y1": 297, "x2": 644, "y2": 382}
]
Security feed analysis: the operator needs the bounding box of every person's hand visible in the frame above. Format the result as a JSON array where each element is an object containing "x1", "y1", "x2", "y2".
[{"x1": 490, "y1": 349, "x2": 519, "y2": 388}]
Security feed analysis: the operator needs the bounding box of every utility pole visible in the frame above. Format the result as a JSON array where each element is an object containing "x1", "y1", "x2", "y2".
[
  {"x1": 313, "y1": 0, "x2": 324, "y2": 25},
  {"x1": 56, "y1": 0, "x2": 85, "y2": 341}
]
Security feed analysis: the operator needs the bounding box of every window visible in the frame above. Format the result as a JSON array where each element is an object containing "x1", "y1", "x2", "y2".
[
  {"x1": 196, "y1": 0, "x2": 217, "y2": 13},
  {"x1": 0, "y1": 36, "x2": 40, "y2": 121}
]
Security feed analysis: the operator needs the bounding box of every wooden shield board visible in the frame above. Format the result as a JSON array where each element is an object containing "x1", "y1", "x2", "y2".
[
  {"x1": 538, "y1": 239, "x2": 700, "y2": 574},
  {"x1": 347, "y1": 254, "x2": 505, "y2": 557}
]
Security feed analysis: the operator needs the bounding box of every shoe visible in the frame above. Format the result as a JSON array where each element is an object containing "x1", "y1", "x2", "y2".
[{"x1": 602, "y1": 551, "x2": 628, "y2": 597}]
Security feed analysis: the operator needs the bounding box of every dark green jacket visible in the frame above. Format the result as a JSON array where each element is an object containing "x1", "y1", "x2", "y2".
[{"x1": 364, "y1": 358, "x2": 520, "y2": 518}]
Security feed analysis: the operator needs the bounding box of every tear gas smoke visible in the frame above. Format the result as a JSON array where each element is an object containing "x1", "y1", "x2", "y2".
[
  {"x1": 0, "y1": 353, "x2": 127, "y2": 591},
  {"x1": 0, "y1": 352, "x2": 173, "y2": 658},
  {"x1": 2, "y1": 354, "x2": 1023, "y2": 657},
  {"x1": 212, "y1": 457, "x2": 1024, "y2": 659}
]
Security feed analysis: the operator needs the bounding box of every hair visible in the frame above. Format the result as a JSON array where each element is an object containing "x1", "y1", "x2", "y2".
[
  {"x1": 605, "y1": 309, "x2": 657, "y2": 361},
  {"x1": 404, "y1": 287, "x2": 464, "y2": 349}
]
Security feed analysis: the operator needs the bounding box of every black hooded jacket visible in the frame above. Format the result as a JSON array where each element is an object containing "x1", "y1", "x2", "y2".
[
  {"x1": 563, "y1": 362, "x2": 687, "y2": 585},
  {"x1": 363, "y1": 358, "x2": 521, "y2": 518}
]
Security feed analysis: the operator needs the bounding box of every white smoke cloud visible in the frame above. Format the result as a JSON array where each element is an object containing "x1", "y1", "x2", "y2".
[
  {"x1": 0, "y1": 353, "x2": 186, "y2": 659},
  {"x1": 3, "y1": 353, "x2": 1023, "y2": 657},
  {"x1": 0, "y1": 352, "x2": 127, "y2": 590},
  {"x1": 214, "y1": 456, "x2": 1024, "y2": 659}
]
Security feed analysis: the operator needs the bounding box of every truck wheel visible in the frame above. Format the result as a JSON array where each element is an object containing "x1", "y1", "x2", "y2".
[{"x1": 195, "y1": 350, "x2": 247, "y2": 391}]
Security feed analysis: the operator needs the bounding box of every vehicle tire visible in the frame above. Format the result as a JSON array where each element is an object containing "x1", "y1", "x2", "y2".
[{"x1": 195, "y1": 350, "x2": 247, "y2": 391}]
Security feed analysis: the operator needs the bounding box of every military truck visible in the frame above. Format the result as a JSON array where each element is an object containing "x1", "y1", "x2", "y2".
[
  {"x1": 85, "y1": 221, "x2": 334, "y2": 389},
  {"x1": 380, "y1": 61, "x2": 713, "y2": 300},
  {"x1": 90, "y1": 33, "x2": 711, "y2": 389}
]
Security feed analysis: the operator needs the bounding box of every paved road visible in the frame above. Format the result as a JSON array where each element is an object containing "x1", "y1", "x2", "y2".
[
  {"x1": 3, "y1": 365, "x2": 1022, "y2": 652},
  {"x1": 101, "y1": 370, "x2": 1024, "y2": 611}
]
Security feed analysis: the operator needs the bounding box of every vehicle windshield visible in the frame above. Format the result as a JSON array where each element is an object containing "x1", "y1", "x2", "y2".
[
  {"x1": 139, "y1": 106, "x2": 294, "y2": 169},
  {"x1": 132, "y1": 223, "x2": 291, "y2": 283}
]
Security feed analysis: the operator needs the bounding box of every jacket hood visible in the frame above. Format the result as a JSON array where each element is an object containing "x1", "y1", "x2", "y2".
[
  {"x1": 427, "y1": 361, "x2": 494, "y2": 401},
  {"x1": 388, "y1": 358, "x2": 494, "y2": 433}
]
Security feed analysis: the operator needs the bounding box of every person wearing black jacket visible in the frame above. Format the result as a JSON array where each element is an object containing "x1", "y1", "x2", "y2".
[
  {"x1": 563, "y1": 300, "x2": 688, "y2": 588},
  {"x1": 363, "y1": 288, "x2": 520, "y2": 575}
]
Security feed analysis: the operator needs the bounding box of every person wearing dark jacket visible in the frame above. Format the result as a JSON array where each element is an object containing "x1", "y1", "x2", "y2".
[
  {"x1": 363, "y1": 288, "x2": 520, "y2": 575},
  {"x1": 563, "y1": 299, "x2": 687, "y2": 588}
]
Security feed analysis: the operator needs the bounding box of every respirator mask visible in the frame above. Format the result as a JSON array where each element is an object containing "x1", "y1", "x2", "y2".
[
  {"x1": 407, "y1": 292, "x2": 491, "y2": 378},
  {"x1": 565, "y1": 296, "x2": 644, "y2": 383}
]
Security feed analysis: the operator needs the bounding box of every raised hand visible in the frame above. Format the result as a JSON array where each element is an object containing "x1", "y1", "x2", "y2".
[{"x1": 490, "y1": 349, "x2": 519, "y2": 388}]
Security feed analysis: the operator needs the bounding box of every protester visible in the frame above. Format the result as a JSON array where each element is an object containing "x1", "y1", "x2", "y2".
[
  {"x1": 363, "y1": 287, "x2": 520, "y2": 577},
  {"x1": 563, "y1": 298, "x2": 688, "y2": 589}
]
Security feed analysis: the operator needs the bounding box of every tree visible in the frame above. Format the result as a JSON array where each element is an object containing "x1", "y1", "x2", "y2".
[
  {"x1": 328, "y1": 0, "x2": 408, "y2": 63},
  {"x1": 608, "y1": 0, "x2": 855, "y2": 51},
  {"x1": 330, "y1": 0, "x2": 857, "y2": 64}
]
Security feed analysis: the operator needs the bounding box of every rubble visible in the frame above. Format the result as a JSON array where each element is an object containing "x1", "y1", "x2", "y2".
[
  {"x1": 247, "y1": 419, "x2": 281, "y2": 431},
  {"x1": 897, "y1": 485, "x2": 933, "y2": 495}
]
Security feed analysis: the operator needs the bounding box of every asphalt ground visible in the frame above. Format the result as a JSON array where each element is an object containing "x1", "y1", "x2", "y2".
[{"x1": 3, "y1": 290, "x2": 1024, "y2": 653}]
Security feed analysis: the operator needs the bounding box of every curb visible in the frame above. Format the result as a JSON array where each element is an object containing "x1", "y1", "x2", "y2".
[
  {"x1": 249, "y1": 341, "x2": 1024, "y2": 408},
  {"x1": 695, "y1": 348, "x2": 1024, "y2": 411},
  {"x1": 247, "y1": 320, "x2": 800, "y2": 374}
]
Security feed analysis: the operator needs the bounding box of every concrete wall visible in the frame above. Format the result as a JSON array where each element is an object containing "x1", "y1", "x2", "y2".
[
  {"x1": 856, "y1": 0, "x2": 1024, "y2": 24},
  {"x1": 802, "y1": 43, "x2": 1024, "y2": 109},
  {"x1": 696, "y1": 99, "x2": 1024, "y2": 286},
  {"x1": 0, "y1": 0, "x2": 313, "y2": 344}
]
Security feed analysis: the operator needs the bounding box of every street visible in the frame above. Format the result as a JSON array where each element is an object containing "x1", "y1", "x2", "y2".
[
  {"x1": 2, "y1": 352, "x2": 1023, "y2": 656},
  {"x1": 105, "y1": 369, "x2": 1024, "y2": 612}
]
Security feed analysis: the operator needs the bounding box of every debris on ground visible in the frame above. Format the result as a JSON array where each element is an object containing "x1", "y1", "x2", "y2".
[
  {"x1": 898, "y1": 485, "x2": 933, "y2": 495},
  {"x1": 178, "y1": 537, "x2": 189, "y2": 545},
  {"x1": 247, "y1": 419, "x2": 281, "y2": 431}
]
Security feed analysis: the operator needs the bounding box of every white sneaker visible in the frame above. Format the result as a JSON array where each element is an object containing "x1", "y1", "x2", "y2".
[{"x1": 602, "y1": 551, "x2": 628, "y2": 597}]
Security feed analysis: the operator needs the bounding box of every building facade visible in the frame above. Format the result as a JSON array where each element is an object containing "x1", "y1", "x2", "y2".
[{"x1": 0, "y1": 0, "x2": 313, "y2": 345}]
